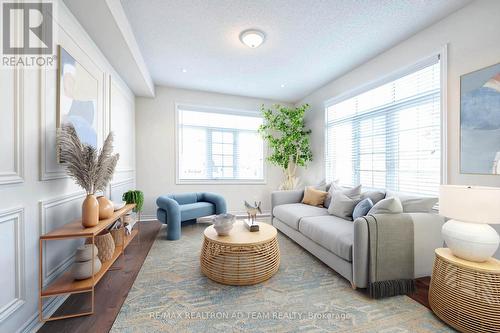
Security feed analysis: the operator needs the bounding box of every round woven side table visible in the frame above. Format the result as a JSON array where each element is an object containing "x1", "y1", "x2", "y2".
[
  {"x1": 429, "y1": 248, "x2": 500, "y2": 333},
  {"x1": 200, "y1": 221, "x2": 280, "y2": 286}
]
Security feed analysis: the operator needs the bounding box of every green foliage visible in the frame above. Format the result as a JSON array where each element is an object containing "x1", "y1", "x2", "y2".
[
  {"x1": 122, "y1": 190, "x2": 144, "y2": 212},
  {"x1": 258, "y1": 104, "x2": 313, "y2": 170}
]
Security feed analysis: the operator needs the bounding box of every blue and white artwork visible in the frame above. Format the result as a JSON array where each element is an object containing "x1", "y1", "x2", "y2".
[
  {"x1": 460, "y1": 63, "x2": 500, "y2": 174},
  {"x1": 57, "y1": 46, "x2": 98, "y2": 149}
]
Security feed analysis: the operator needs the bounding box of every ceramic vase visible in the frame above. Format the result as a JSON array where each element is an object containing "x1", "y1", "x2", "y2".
[
  {"x1": 97, "y1": 196, "x2": 114, "y2": 220},
  {"x1": 82, "y1": 194, "x2": 99, "y2": 228}
]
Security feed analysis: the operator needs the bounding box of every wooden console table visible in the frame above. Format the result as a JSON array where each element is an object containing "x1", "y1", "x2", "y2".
[{"x1": 39, "y1": 203, "x2": 139, "y2": 322}]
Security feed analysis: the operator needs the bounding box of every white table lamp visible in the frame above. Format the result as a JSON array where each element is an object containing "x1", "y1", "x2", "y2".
[{"x1": 439, "y1": 185, "x2": 500, "y2": 262}]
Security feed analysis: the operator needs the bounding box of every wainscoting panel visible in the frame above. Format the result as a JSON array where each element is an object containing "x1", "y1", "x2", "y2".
[
  {"x1": 0, "y1": 207, "x2": 25, "y2": 323},
  {"x1": 110, "y1": 79, "x2": 135, "y2": 174},
  {"x1": 0, "y1": 68, "x2": 24, "y2": 185},
  {"x1": 39, "y1": 192, "x2": 86, "y2": 285}
]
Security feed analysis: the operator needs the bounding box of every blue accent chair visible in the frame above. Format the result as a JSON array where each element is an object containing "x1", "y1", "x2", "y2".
[{"x1": 156, "y1": 192, "x2": 227, "y2": 240}]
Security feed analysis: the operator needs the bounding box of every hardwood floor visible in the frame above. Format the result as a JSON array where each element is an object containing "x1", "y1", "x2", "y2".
[
  {"x1": 409, "y1": 276, "x2": 431, "y2": 309},
  {"x1": 39, "y1": 221, "x2": 432, "y2": 332},
  {"x1": 39, "y1": 221, "x2": 161, "y2": 333}
]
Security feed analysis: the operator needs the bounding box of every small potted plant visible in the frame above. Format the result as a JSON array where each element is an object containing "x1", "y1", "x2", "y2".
[{"x1": 122, "y1": 190, "x2": 144, "y2": 233}]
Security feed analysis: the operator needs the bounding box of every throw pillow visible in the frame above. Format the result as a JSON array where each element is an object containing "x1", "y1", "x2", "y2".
[
  {"x1": 368, "y1": 196, "x2": 403, "y2": 215},
  {"x1": 360, "y1": 190, "x2": 386, "y2": 205},
  {"x1": 324, "y1": 183, "x2": 362, "y2": 208},
  {"x1": 302, "y1": 187, "x2": 328, "y2": 207},
  {"x1": 352, "y1": 198, "x2": 374, "y2": 220},
  {"x1": 328, "y1": 192, "x2": 361, "y2": 220},
  {"x1": 386, "y1": 190, "x2": 438, "y2": 213}
]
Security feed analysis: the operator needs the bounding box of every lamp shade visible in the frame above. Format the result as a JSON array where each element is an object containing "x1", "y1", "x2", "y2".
[{"x1": 439, "y1": 185, "x2": 500, "y2": 224}]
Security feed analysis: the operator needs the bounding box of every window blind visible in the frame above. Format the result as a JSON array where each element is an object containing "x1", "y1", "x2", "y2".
[
  {"x1": 325, "y1": 56, "x2": 441, "y2": 195},
  {"x1": 177, "y1": 106, "x2": 264, "y2": 182}
]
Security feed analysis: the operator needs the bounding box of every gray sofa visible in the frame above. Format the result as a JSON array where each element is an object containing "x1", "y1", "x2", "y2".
[{"x1": 271, "y1": 188, "x2": 444, "y2": 289}]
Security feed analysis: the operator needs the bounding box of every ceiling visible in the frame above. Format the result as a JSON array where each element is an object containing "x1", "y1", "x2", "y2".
[{"x1": 119, "y1": 0, "x2": 471, "y2": 102}]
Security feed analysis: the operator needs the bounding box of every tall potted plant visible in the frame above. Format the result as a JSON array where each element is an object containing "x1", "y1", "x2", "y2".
[
  {"x1": 58, "y1": 124, "x2": 120, "y2": 227},
  {"x1": 259, "y1": 104, "x2": 313, "y2": 190}
]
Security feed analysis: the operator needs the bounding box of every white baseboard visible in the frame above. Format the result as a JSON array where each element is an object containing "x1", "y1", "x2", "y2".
[
  {"x1": 140, "y1": 211, "x2": 270, "y2": 223},
  {"x1": 18, "y1": 295, "x2": 69, "y2": 333}
]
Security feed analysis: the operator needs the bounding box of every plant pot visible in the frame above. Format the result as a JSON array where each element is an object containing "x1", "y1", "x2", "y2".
[
  {"x1": 97, "y1": 196, "x2": 114, "y2": 220},
  {"x1": 87, "y1": 230, "x2": 115, "y2": 262},
  {"x1": 82, "y1": 194, "x2": 99, "y2": 228}
]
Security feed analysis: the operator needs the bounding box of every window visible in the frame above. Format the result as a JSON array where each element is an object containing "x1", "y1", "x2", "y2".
[
  {"x1": 177, "y1": 105, "x2": 265, "y2": 183},
  {"x1": 325, "y1": 56, "x2": 442, "y2": 195}
]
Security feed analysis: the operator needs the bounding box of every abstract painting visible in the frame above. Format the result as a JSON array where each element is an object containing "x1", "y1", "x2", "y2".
[
  {"x1": 57, "y1": 45, "x2": 98, "y2": 150},
  {"x1": 460, "y1": 63, "x2": 500, "y2": 174}
]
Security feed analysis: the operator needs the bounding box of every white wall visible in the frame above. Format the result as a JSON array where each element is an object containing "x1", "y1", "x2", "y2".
[
  {"x1": 0, "y1": 2, "x2": 135, "y2": 332},
  {"x1": 296, "y1": 0, "x2": 500, "y2": 256},
  {"x1": 135, "y1": 86, "x2": 288, "y2": 218}
]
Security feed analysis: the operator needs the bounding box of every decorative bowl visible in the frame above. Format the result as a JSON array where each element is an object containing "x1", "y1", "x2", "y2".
[
  {"x1": 213, "y1": 213, "x2": 235, "y2": 236},
  {"x1": 113, "y1": 201, "x2": 127, "y2": 211}
]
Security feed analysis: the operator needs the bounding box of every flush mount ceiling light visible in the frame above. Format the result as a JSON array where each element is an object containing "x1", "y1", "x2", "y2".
[{"x1": 239, "y1": 29, "x2": 265, "y2": 48}]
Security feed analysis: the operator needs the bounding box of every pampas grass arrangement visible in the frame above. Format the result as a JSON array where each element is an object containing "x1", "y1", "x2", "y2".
[{"x1": 57, "y1": 123, "x2": 120, "y2": 195}]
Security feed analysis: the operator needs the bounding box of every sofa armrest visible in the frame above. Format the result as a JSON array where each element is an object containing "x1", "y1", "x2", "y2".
[
  {"x1": 271, "y1": 190, "x2": 304, "y2": 218},
  {"x1": 156, "y1": 195, "x2": 178, "y2": 211},
  {"x1": 200, "y1": 192, "x2": 227, "y2": 215},
  {"x1": 156, "y1": 195, "x2": 181, "y2": 224},
  {"x1": 410, "y1": 212, "x2": 444, "y2": 277},
  {"x1": 353, "y1": 212, "x2": 445, "y2": 288},
  {"x1": 353, "y1": 217, "x2": 370, "y2": 288}
]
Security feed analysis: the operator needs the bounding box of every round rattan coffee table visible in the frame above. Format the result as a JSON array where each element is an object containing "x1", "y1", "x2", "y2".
[{"x1": 200, "y1": 221, "x2": 280, "y2": 285}]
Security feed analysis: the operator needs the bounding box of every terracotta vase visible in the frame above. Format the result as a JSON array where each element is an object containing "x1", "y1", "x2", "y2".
[
  {"x1": 82, "y1": 194, "x2": 99, "y2": 228},
  {"x1": 97, "y1": 196, "x2": 114, "y2": 220}
]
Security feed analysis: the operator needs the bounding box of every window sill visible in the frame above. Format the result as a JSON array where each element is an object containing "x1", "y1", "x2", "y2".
[{"x1": 176, "y1": 180, "x2": 267, "y2": 185}]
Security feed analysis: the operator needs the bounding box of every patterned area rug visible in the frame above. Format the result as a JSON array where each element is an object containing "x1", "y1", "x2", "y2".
[{"x1": 111, "y1": 222, "x2": 454, "y2": 333}]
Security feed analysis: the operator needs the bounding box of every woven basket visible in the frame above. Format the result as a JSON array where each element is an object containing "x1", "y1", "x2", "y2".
[
  {"x1": 87, "y1": 230, "x2": 115, "y2": 263},
  {"x1": 110, "y1": 227, "x2": 125, "y2": 247}
]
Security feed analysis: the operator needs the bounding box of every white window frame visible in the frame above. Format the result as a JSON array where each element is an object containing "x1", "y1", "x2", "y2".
[
  {"x1": 175, "y1": 103, "x2": 267, "y2": 185},
  {"x1": 323, "y1": 45, "x2": 448, "y2": 191}
]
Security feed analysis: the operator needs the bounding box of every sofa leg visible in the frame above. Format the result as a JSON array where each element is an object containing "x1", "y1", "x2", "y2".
[
  {"x1": 350, "y1": 282, "x2": 357, "y2": 290},
  {"x1": 166, "y1": 221, "x2": 181, "y2": 241}
]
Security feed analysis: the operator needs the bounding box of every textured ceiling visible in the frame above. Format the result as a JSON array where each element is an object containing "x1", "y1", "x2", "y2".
[{"x1": 121, "y1": 0, "x2": 471, "y2": 102}]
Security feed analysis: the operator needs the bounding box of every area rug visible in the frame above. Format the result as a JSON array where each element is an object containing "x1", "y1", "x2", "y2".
[{"x1": 111, "y1": 222, "x2": 454, "y2": 333}]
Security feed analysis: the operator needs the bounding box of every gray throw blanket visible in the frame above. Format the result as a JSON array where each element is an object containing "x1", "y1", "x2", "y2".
[{"x1": 362, "y1": 214, "x2": 416, "y2": 299}]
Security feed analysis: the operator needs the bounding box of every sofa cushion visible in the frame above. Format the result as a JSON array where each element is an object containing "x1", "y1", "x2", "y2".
[
  {"x1": 360, "y1": 190, "x2": 386, "y2": 205},
  {"x1": 180, "y1": 202, "x2": 215, "y2": 221},
  {"x1": 352, "y1": 198, "x2": 374, "y2": 220},
  {"x1": 299, "y1": 215, "x2": 354, "y2": 261},
  {"x1": 325, "y1": 183, "x2": 362, "y2": 208},
  {"x1": 327, "y1": 192, "x2": 361, "y2": 220},
  {"x1": 368, "y1": 196, "x2": 403, "y2": 215},
  {"x1": 171, "y1": 193, "x2": 198, "y2": 205},
  {"x1": 273, "y1": 203, "x2": 329, "y2": 230},
  {"x1": 386, "y1": 190, "x2": 438, "y2": 213},
  {"x1": 302, "y1": 187, "x2": 328, "y2": 206}
]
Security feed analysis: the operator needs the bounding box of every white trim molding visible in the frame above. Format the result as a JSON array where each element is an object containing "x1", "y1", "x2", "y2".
[
  {"x1": 39, "y1": 68, "x2": 69, "y2": 181},
  {"x1": 0, "y1": 207, "x2": 26, "y2": 323},
  {"x1": 439, "y1": 44, "x2": 449, "y2": 185},
  {"x1": 0, "y1": 68, "x2": 24, "y2": 185}
]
